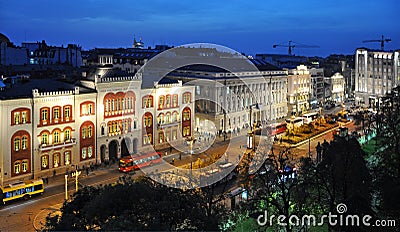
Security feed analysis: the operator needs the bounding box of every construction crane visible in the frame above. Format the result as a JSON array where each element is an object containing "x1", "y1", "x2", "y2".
[
  {"x1": 273, "y1": 40, "x2": 319, "y2": 55},
  {"x1": 363, "y1": 35, "x2": 391, "y2": 50}
]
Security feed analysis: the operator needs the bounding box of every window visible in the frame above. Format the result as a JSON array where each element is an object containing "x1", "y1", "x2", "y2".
[
  {"x1": 159, "y1": 132, "x2": 164, "y2": 143},
  {"x1": 54, "y1": 131, "x2": 60, "y2": 143},
  {"x1": 143, "y1": 134, "x2": 152, "y2": 145},
  {"x1": 22, "y1": 160, "x2": 28, "y2": 173},
  {"x1": 183, "y1": 126, "x2": 191, "y2": 136},
  {"x1": 64, "y1": 129, "x2": 71, "y2": 141},
  {"x1": 64, "y1": 151, "x2": 71, "y2": 165},
  {"x1": 173, "y1": 112, "x2": 178, "y2": 122},
  {"x1": 166, "y1": 95, "x2": 171, "y2": 108},
  {"x1": 41, "y1": 109, "x2": 48, "y2": 121},
  {"x1": 14, "y1": 112, "x2": 20, "y2": 124},
  {"x1": 41, "y1": 155, "x2": 48, "y2": 169},
  {"x1": 159, "y1": 96, "x2": 165, "y2": 109},
  {"x1": 54, "y1": 153, "x2": 60, "y2": 168},
  {"x1": 42, "y1": 133, "x2": 48, "y2": 145},
  {"x1": 88, "y1": 146, "x2": 93, "y2": 158},
  {"x1": 64, "y1": 106, "x2": 71, "y2": 119},
  {"x1": 173, "y1": 95, "x2": 178, "y2": 107},
  {"x1": 14, "y1": 161, "x2": 21, "y2": 174},
  {"x1": 21, "y1": 136, "x2": 28, "y2": 150},
  {"x1": 183, "y1": 93, "x2": 191, "y2": 104},
  {"x1": 22, "y1": 111, "x2": 27, "y2": 123},
  {"x1": 53, "y1": 108, "x2": 60, "y2": 120},
  {"x1": 87, "y1": 126, "x2": 92, "y2": 138},
  {"x1": 82, "y1": 127, "x2": 86, "y2": 139},
  {"x1": 143, "y1": 96, "x2": 153, "y2": 108},
  {"x1": 14, "y1": 138, "x2": 20, "y2": 151},
  {"x1": 183, "y1": 109, "x2": 191, "y2": 121},
  {"x1": 88, "y1": 103, "x2": 93, "y2": 114},
  {"x1": 82, "y1": 148, "x2": 87, "y2": 159}
]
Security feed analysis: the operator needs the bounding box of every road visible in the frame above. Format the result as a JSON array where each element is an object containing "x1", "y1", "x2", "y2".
[{"x1": 0, "y1": 117, "x2": 360, "y2": 231}]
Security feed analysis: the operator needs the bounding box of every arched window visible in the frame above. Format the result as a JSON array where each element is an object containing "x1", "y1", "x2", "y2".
[
  {"x1": 54, "y1": 131, "x2": 60, "y2": 143},
  {"x1": 21, "y1": 136, "x2": 28, "y2": 150},
  {"x1": 54, "y1": 153, "x2": 60, "y2": 168},
  {"x1": 81, "y1": 147, "x2": 87, "y2": 159},
  {"x1": 82, "y1": 127, "x2": 86, "y2": 139},
  {"x1": 64, "y1": 129, "x2": 71, "y2": 141},
  {"x1": 88, "y1": 126, "x2": 92, "y2": 138},
  {"x1": 14, "y1": 138, "x2": 21, "y2": 151},
  {"x1": 42, "y1": 133, "x2": 48, "y2": 145},
  {"x1": 22, "y1": 160, "x2": 28, "y2": 173},
  {"x1": 14, "y1": 161, "x2": 21, "y2": 174},
  {"x1": 41, "y1": 155, "x2": 48, "y2": 169},
  {"x1": 64, "y1": 151, "x2": 71, "y2": 165}
]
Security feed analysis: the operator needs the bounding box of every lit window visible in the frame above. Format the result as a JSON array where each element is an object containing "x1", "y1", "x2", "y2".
[
  {"x1": 53, "y1": 108, "x2": 60, "y2": 120},
  {"x1": 82, "y1": 104, "x2": 87, "y2": 115},
  {"x1": 41, "y1": 109, "x2": 48, "y2": 121},
  {"x1": 22, "y1": 160, "x2": 28, "y2": 172},
  {"x1": 159, "y1": 96, "x2": 164, "y2": 109},
  {"x1": 42, "y1": 133, "x2": 48, "y2": 145},
  {"x1": 166, "y1": 95, "x2": 171, "y2": 108},
  {"x1": 82, "y1": 148, "x2": 87, "y2": 159},
  {"x1": 82, "y1": 127, "x2": 86, "y2": 139},
  {"x1": 87, "y1": 126, "x2": 92, "y2": 138},
  {"x1": 173, "y1": 95, "x2": 178, "y2": 107},
  {"x1": 21, "y1": 136, "x2": 28, "y2": 150},
  {"x1": 64, "y1": 130, "x2": 71, "y2": 141},
  {"x1": 88, "y1": 146, "x2": 93, "y2": 158},
  {"x1": 14, "y1": 112, "x2": 21, "y2": 124},
  {"x1": 88, "y1": 104, "x2": 93, "y2": 114},
  {"x1": 14, "y1": 161, "x2": 21, "y2": 174},
  {"x1": 22, "y1": 111, "x2": 27, "y2": 123},
  {"x1": 54, "y1": 131, "x2": 60, "y2": 143},
  {"x1": 64, "y1": 106, "x2": 71, "y2": 118},
  {"x1": 14, "y1": 138, "x2": 21, "y2": 151},
  {"x1": 41, "y1": 156, "x2": 48, "y2": 168},
  {"x1": 54, "y1": 153, "x2": 60, "y2": 168},
  {"x1": 64, "y1": 151, "x2": 71, "y2": 165}
]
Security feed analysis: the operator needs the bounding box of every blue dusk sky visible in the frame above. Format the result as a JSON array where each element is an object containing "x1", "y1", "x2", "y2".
[{"x1": 0, "y1": 0, "x2": 399, "y2": 57}]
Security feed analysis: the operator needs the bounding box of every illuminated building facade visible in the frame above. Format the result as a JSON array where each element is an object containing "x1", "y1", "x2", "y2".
[
  {"x1": 0, "y1": 68, "x2": 194, "y2": 184},
  {"x1": 355, "y1": 48, "x2": 400, "y2": 107}
]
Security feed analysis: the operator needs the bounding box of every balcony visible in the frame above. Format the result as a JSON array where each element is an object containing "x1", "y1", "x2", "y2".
[{"x1": 39, "y1": 138, "x2": 77, "y2": 151}]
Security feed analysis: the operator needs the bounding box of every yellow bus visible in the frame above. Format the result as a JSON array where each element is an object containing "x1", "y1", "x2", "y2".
[{"x1": 0, "y1": 179, "x2": 44, "y2": 205}]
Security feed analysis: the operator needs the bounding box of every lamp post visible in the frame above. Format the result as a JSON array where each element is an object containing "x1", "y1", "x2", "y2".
[
  {"x1": 71, "y1": 170, "x2": 81, "y2": 192},
  {"x1": 64, "y1": 174, "x2": 68, "y2": 200},
  {"x1": 247, "y1": 103, "x2": 260, "y2": 151}
]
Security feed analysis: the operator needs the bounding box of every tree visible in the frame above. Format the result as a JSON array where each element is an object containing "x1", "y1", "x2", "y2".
[{"x1": 42, "y1": 176, "x2": 226, "y2": 231}]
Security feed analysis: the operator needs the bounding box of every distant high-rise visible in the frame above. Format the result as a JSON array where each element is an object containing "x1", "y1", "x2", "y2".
[{"x1": 355, "y1": 48, "x2": 400, "y2": 107}]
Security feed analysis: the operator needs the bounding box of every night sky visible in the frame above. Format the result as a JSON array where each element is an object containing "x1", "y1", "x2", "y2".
[{"x1": 1, "y1": 0, "x2": 399, "y2": 57}]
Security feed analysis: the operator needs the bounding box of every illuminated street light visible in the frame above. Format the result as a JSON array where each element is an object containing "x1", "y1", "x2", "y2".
[
  {"x1": 71, "y1": 170, "x2": 81, "y2": 192},
  {"x1": 64, "y1": 174, "x2": 68, "y2": 200}
]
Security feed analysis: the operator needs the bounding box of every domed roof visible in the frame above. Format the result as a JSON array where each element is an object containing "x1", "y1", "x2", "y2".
[{"x1": 0, "y1": 33, "x2": 11, "y2": 43}]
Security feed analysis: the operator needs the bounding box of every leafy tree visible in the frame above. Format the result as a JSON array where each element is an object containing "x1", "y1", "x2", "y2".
[{"x1": 42, "y1": 176, "x2": 226, "y2": 231}]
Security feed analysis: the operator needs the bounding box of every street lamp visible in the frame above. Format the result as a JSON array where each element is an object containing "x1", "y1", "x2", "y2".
[
  {"x1": 71, "y1": 170, "x2": 81, "y2": 192},
  {"x1": 64, "y1": 174, "x2": 68, "y2": 200},
  {"x1": 247, "y1": 103, "x2": 260, "y2": 151}
]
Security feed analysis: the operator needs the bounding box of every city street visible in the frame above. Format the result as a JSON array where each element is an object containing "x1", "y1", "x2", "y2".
[{"x1": 0, "y1": 117, "x2": 360, "y2": 232}]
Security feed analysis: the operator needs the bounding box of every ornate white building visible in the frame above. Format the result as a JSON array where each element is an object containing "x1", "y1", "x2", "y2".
[
  {"x1": 287, "y1": 65, "x2": 311, "y2": 115},
  {"x1": 0, "y1": 68, "x2": 195, "y2": 185},
  {"x1": 167, "y1": 63, "x2": 289, "y2": 134},
  {"x1": 355, "y1": 48, "x2": 400, "y2": 107}
]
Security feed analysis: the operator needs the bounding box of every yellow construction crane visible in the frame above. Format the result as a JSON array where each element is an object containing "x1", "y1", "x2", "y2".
[
  {"x1": 363, "y1": 35, "x2": 391, "y2": 50},
  {"x1": 273, "y1": 40, "x2": 319, "y2": 55}
]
